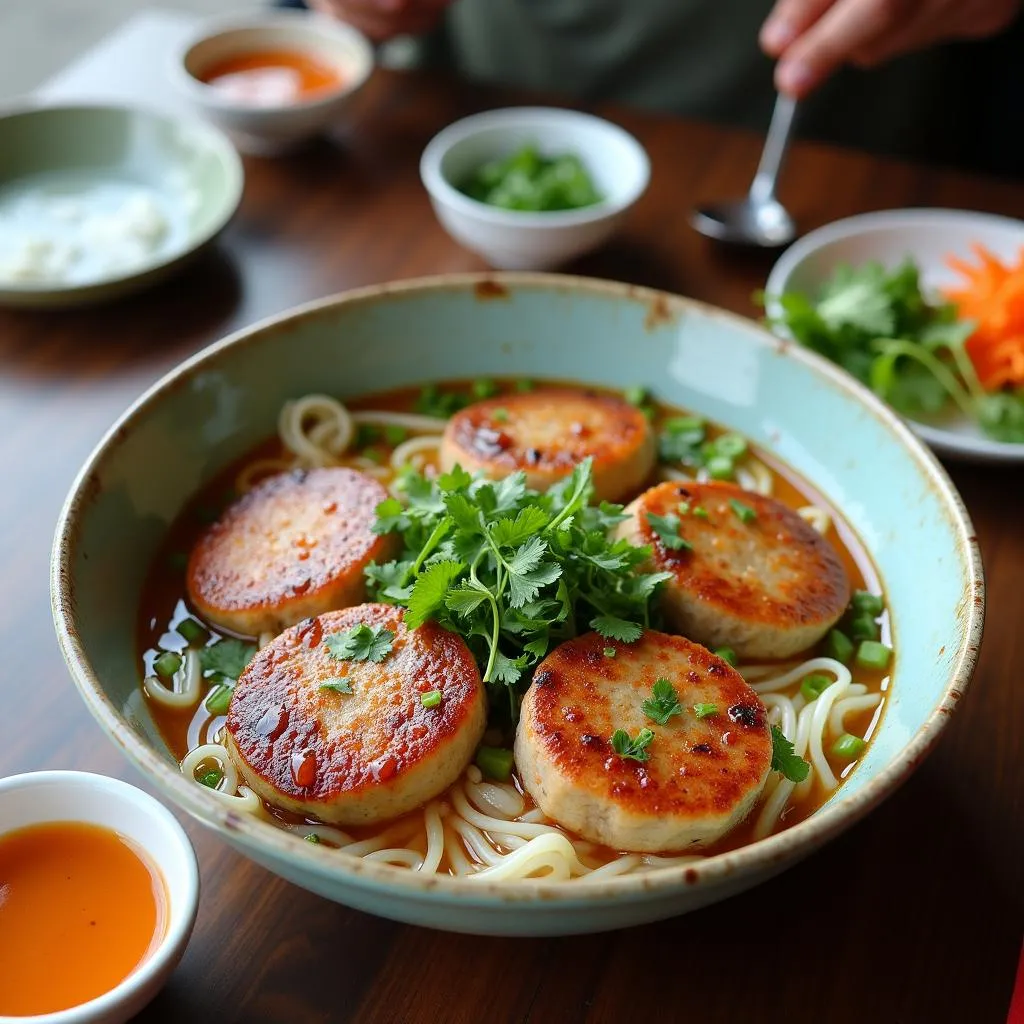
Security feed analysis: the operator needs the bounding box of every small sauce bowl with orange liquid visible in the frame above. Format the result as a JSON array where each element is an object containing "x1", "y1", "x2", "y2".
[
  {"x1": 174, "y1": 11, "x2": 374, "y2": 155},
  {"x1": 0, "y1": 772, "x2": 198, "y2": 1024}
]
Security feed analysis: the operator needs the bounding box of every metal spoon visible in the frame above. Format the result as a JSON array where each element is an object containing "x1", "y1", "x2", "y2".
[{"x1": 690, "y1": 93, "x2": 798, "y2": 247}]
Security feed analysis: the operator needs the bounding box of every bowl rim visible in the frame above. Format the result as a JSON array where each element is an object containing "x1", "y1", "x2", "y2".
[
  {"x1": 51, "y1": 271, "x2": 983, "y2": 909},
  {"x1": 0, "y1": 101, "x2": 244, "y2": 299},
  {"x1": 419, "y1": 107, "x2": 651, "y2": 229},
  {"x1": 764, "y1": 206, "x2": 1024, "y2": 463},
  {"x1": 0, "y1": 770, "x2": 199, "y2": 1024},
  {"x1": 171, "y1": 8, "x2": 375, "y2": 115}
]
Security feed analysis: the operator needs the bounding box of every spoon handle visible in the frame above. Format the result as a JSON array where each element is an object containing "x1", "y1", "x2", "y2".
[{"x1": 749, "y1": 94, "x2": 798, "y2": 205}]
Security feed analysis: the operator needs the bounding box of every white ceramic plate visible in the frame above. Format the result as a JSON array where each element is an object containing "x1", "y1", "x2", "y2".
[{"x1": 765, "y1": 208, "x2": 1024, "y2": 464}]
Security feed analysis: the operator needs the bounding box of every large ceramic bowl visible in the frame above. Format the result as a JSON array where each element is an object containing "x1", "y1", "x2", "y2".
[{"x1": 51, "y1": 274, "x2": 982, "y2": 936}]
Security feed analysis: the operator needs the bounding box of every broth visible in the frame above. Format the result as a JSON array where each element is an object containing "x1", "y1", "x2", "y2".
[
  {"x1": 199, "y1": 49, "x2": 345, "y2": 105},
  {"x1": 138, "y1": 380, "x2": 890, "y2": 876}
]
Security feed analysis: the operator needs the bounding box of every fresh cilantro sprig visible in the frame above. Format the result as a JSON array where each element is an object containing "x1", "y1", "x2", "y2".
[
  {"x1": 642, "y1": 679, "x2": 683, "y2": 725},
  {"x1": 770, "y1": 725, "x2": 810, "y2": 783},
  {"x1": 325, "y1": 623, "x2": 395, "y2": 663},
  {"x1": 611, "y1": 727, "x2": 655, "y2": 762},
  {"x1": 365, "y1": 458, "x2": 671, "y2": 721},
  {"x1": 200, "y1": 638, "x2": 257, "y2": 715},
  {"x1": 645, "y1": 511, "x2": 692, "y2": 552}
]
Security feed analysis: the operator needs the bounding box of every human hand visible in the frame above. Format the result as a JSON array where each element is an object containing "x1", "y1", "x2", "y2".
[
  {"x1": 760, "y1": 0, "x2": 1020, "y2": 97},
  {"x1": 308, "y1": 0, "x2": 452, "y2": 41}
]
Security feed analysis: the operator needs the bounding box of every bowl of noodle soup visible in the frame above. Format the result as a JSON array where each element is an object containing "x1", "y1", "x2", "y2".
[{"x1": 52, "y1": 274, "x2": 982, "y2": 935}]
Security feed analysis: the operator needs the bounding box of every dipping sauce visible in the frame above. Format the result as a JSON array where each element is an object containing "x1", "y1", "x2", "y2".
[
  {"x1": 199, "y1": 49, "x2": 344, "y2": 105},
  {"x1": 0, "y1": 821, "x2": 166, "y2": 1016}
]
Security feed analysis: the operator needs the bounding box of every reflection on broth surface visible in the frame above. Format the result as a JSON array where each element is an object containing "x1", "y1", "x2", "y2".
[{"x1": 139, "y1": 380, "x2": 890, "y2": 881}]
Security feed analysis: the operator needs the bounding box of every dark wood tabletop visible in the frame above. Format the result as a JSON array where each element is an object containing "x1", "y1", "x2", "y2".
[{"x1": 1, "y1": 68, "x2": 1021, "y2": 1024}]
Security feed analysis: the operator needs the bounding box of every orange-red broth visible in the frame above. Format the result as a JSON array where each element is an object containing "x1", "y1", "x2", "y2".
[{"x1": 139, "y1": 382, "x2": 889, "y2": 871}]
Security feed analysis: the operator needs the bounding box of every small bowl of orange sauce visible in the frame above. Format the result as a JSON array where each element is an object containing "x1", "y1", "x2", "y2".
[
  {"x1": 0, "y1": 771, "x2": 198, "y2": 1024},
  {"x1": 173, "y1": 10, "x2": 374, "y2": 155}
]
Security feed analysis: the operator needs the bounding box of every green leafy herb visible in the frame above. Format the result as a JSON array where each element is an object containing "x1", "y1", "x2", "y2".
[
  {"x1": 611, "y1": 727, "x2": 655, "y2": 762},
  {"x1": 421, "y1": 689, "x2": 442, "y2": 708},
  {"x1": 642, "y1": 678, "x2": 683, "y2": 725},
  {"x1": 364, "y1": 457, "x2": 670, "y2": 722},
  {"x1": 324, "y1": 623, "x2": 395, "y2": 663},
  {"x1": 200, "y1": 639, "x2": 256, "y2": 681},
  {"x1": 415, "y1": 384, "x2": 468, "y2": 419},
  {"x1": 319, "y1": 678, "x2": 354, "y2": 695},
  {"x1": 459, "y1": 145, "x2": 603, "y2": 212},
  {"x1": 472, "y1": 378, "x2": 500, "y2": 399},
  {"x1": 625, "y1": 385, "x2": 650, "y2": 407},
  {"x1": 713, "y1": 646, "x2": 738, "y2": 667},
  {"x1": 692, "y1": 703, "x2": 719, "y2": 719},
  {"x1": 729, "y1": 498, "x2": 757, "y2": 524},
  {"x1": 770, "y1": 725, "x2": 810, "y2": 783},
  {"x1": 384, "y1": 425, "x2": 408, "y2": 446},
  {"x1": 645, "y1": 511, "x2": 692, "y2": 552},
  {"x1": 603, "y1": 647, "x2": 617, "y2": 658},
  {"x1": 764, "y1": 260, "x2": 1024, "y2": 443},
  {"x1": 305, "y1": 833, "x2": 321, "y2": 844},
  {"x1": 657, "y1": 418, "x2": 748, "y2": 481}
]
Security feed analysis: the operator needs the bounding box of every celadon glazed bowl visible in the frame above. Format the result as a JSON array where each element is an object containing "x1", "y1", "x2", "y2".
[{"x1": 51, "y1": 274, "x2": 983, "y2": 936}]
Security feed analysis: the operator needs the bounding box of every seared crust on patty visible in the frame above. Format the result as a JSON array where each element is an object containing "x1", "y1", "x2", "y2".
[
  {"x1": 438, "y1": 388, "x2": 656, "y2": 502},
  {"x1": 225, "y1": 604, "x2": 486, "y2": 825},
  {"x1": 515, "y1": 631, "x2": 772, "y2": 852},
  {"x1": 187, "y1": 467, "x2": 396, "y2": 636},
  {"x1": 616, "y1": 481, "x2": 850, "y2": 659}
]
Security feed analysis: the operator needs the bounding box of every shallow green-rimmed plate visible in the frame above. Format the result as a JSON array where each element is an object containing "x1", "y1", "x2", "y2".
[
  {"x1": 51, "y1": 274, "x2": 982, "y2": 935},
  {"x1": 0, "y1": 104, "x2": 243, "y2": 308}
]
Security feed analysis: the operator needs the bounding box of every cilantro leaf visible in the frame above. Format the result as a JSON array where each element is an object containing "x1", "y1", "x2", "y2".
[
  {"x1": 319, "y1": 678, "x2": 354, "y2": 695},
  {"x1": 489, "y1": 505, "x2": 551, "y2": 547},
  {"x1": 200, "y1": 639, "x2": 256, "y2": 681},
  {"x1": 405, "y1": 560, "x2": 465, "y2": 629},
  {"x1": 372, "y1": 497, "x2": 410, "y2": 535},
  {"x1": 324, "y1": 624, "x2": 395, "y2": 663},
  {"x1": 591, "y1": 616, "x2": 643, "y2": 643},
  {"x1": 645, "y1": 511, "x2": 692, "y2": 552},
  {"x1": 611, "y1": 727, "x2": 655, "y2": 762},
  {"x1": 642, "y1": 679, "x2": 683, "y2": 725},
  {"x1": 770, "y1": 725, "x2": 810, "y2": 783}
]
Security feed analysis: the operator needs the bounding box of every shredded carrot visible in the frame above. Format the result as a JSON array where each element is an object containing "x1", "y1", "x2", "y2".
[{"x1": 943, "y1": 243, "x2": 1024, "y2": 390}]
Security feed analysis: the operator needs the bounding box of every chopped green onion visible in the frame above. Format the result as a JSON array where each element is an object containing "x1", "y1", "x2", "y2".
[
  {"x1": 515, "y1": 379, "x2": 535, "y2": 393},
  {"x1": 384, "y1": 425, "x2": 408, "y2": 446},
  {"x1": 199, "y1": 770, "x2": 221, "y2": 789},
  {"x1": 177, "y1": 618, "x2": 207, "y2": 645},
  {"x1": 856, "y1": 640, "x2": 892, "y2": 670},
  {"x1": 204, "y1": 684, "x2": 233, "y2": 716},
  {"x1": 729, "y1": 498, "x2": 757, "y2": 524},
  {"x1": 693, "y1": 703, "x2": 719, "y2": 719},
  {"x1": 492, "y1": 408, "x2": 510, "y2": 423},
  {"x1": 678, "y1": 501, "x2": 691, "y2": 515},
  {"x1": 800, "y1": 674, "x2": 832, "y2": 701},
  {"x1": 851, "y1": 590, "x2": 885, "y2": 617},
  {"x1": 603, "y1": 647, "x2": 617, "y2": 658},
  {"x1": 153, "y1": 650, "x2": 182, "y2": 678},
  {"x1": 305, "y1": 833, "x2": 321, "y2": 844},
  {"x1": 832, "y1": 733, "x2": 867, "y2": 759},
  {"x1": 625, "y1": 385, "x2": 649, "y2": 407},
  {"x1": 421, "y1": 689, "x2": 443, "y2": 708},
  {"x1": 692, "y1": 505, "x2": 709, "y2": 520},
  {"x1": 472, "y1": 378, "x2": 499, "y2": 399},
  {"x1": 849, "y1": 613, "x2": 880, "y2": 642},
  {"x1": 706, "y1": 455, "x2": 734, "y2": 480},
  {"x1": 475, "y1": 746, "x2": 515, "y2": 781},
  {"x1": 713, "y1": 646, "x2": 738, "y2": 667},
  {"x1": 711, "y1": 434, "x2": 747, "y2": 459},
  {"x1": 824, "y1": 629, "x2": 855, "y2": 664}
]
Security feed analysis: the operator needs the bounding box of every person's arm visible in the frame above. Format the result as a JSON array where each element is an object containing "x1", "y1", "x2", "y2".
[
  {"x1": 761, "y1": 0, "x2": 1021, "y2": 97},
  {"x1": 308, "y1": 0, "x2": 452, "y2": 41}
]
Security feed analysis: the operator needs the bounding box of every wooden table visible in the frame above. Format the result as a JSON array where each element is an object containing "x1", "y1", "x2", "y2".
[{"x1": 1, "y1": 69, "x2": 1021, "y2": 1023}]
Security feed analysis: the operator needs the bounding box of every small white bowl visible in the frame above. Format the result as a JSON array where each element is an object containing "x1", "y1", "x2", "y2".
[
  {"x1": 420, "y1": 107, "x2": 650, "y2": 270},
  {"x1": 765, "y1": 208, "x2": 1024, "y2": 463},
  {"x1": 172, "y1": 10, "x2": 374, "y2": 155},
  {"x1": 0, "y1": 771, "x2": 199, "y2": 1024}
]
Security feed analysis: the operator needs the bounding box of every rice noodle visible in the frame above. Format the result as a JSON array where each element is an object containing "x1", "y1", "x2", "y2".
[
  {"x1": 390, "y1": 435, "x2": 442, "y2": 472},
  {"x1": 278, "y1": 394, "x2": 353, "y2": 466},
  {"x1": 145, "y1": 647, "x2": 201, "y2": 708},
  {"x1": 736, "y1": 458, "x2": 773, "y2": 495}
]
